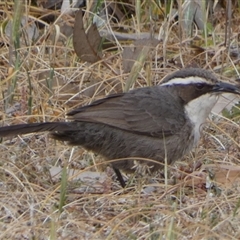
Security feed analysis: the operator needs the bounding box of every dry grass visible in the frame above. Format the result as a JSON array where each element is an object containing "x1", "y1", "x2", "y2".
[{"x1": 1, "y1": 1, "x2": 240, "y2": 239}]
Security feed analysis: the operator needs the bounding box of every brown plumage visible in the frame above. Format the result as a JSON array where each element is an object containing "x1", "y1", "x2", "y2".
[{"x1": 0, "y1": 68, "x2": 239, "y2": 187}]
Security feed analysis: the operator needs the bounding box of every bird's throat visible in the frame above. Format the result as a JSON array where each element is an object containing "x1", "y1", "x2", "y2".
[{"x1": 184, "y1": 93, "x2": 219, "y2": 145}]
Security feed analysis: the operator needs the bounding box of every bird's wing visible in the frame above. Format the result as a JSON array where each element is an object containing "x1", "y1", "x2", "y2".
[{"x1": 67, "y1": 87, "x2": 187, "y2": 138}]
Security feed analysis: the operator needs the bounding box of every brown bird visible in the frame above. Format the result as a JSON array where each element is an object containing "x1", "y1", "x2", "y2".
[{"x1": 0, "y1": 68, "x2": 239, "y2": 187}]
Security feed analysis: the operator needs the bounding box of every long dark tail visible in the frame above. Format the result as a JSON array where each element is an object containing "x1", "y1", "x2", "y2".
[{"x1": 0, "y1": 122, "x2": 74, "y2": 137}]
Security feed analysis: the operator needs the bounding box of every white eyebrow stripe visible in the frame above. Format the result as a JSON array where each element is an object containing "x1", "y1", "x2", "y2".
[{"x1": 161, "y1": 77, "x2": 208, "y2": 86}]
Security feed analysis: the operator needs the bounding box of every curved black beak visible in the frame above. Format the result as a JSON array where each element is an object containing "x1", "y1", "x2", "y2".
[{"x1": 213, "y1": 82, "x2": 240, "y2": 95}]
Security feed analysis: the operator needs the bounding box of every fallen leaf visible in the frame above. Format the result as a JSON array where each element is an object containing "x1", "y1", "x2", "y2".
[{"x1": 73, "y1": 9, "x2": 102, "y2": 63}]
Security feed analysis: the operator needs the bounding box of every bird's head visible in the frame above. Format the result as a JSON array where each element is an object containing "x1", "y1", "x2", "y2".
[{"x1": 160, "y1": 68, "x2": 240, "y2": 141}]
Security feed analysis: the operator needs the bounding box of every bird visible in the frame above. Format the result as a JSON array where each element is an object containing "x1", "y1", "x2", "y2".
[{"x1": 0, "y1": 68, "x2": 239, "y2": 187}]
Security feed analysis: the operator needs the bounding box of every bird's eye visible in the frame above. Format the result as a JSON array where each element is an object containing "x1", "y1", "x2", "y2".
[{"x1": 195, "y1": 83, "x2": 205, "y2": 90}]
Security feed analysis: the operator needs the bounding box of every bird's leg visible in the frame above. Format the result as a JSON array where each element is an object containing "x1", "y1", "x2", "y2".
[{"x1": 113, "y1": 168, "x2": 126, "y2": 188}]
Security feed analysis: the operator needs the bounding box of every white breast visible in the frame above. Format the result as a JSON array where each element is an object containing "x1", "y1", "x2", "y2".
[{"x1": 184, "y1": 94, "x2": 219, "y2": 146}]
